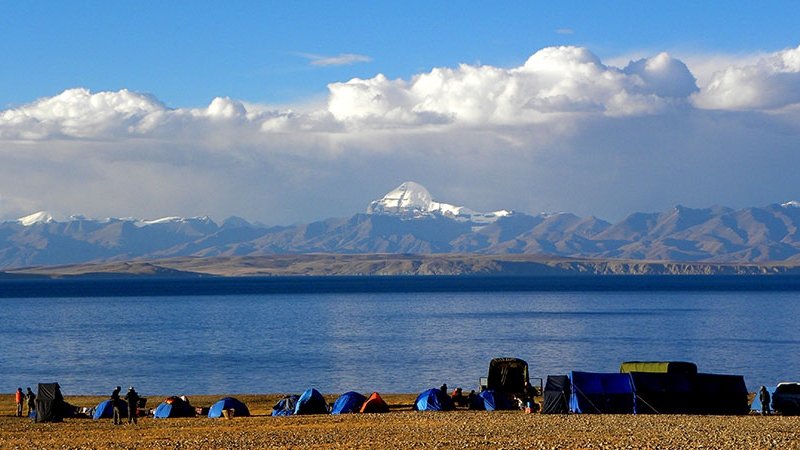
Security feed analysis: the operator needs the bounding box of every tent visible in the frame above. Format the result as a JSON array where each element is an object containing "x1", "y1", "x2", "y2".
[
  {"x1": 471, "y1": 389, "x2": 515, "y2": 411},
  {"x1": 542, "y1": 375, "x2": 571, "y2": 414},
  {"x1": 569, "y1": 371, "x2": 634, "y2": 414},
  {"x1": 629, "y1": 372, "x2": 694, "y2": 414},
  {"x1": 272, "y1": 395, "x2": 299, "y2": 417},
  {"x1": 153, "y1": 396, "x2": 196, "y2": 418},
  {"x1": 773, "y1": 383, "x2": 800, "y2": 415},
  {"x1": 92, "y1": 399, "x2": 128, "y2": 420},
  {"x1": 208, "y1": 397, "x2": 250, "y2": 418},
  {"x1": 413, "y1": 388, "x2": 455, "y2": 412},
  {"x1": 331, "y1": 391, "x2": 366, "y2": 414},
  {"x1": 620, "y1": 361, "x2": 697, "y2": 375},
  {"x1": 484, "y1": 358, "x2": 529, "y2": 397},
  {"x1": 294, "y1": 388, "x2": 328, "y2": 415},
  {"x1": 360, "y1": 392, "x2": 389, "y2": 413},
  {"x1": 35, "y1": 383, "x2": 68, "y2": 423},
  {"x1": 691, "y1": 373, "x2": 749, "y2": 415}
]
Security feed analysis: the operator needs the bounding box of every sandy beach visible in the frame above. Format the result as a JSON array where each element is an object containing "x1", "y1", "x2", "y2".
[{"x1": 1, "y1": 393, "x2": 798, "y2": 449}]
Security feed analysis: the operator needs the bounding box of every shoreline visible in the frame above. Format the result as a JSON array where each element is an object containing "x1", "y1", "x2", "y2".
[{"x1": 2, "y1": 393, "x2": 798, "y2": 449}]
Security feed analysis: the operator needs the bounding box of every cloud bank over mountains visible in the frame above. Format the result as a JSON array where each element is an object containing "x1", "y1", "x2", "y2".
[{"x1": 1, "y1": 45, "x2": 800, "y2": 223}]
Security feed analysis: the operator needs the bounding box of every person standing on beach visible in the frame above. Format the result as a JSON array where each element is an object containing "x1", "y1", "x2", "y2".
[
  {"x1": 110, "y1": 386, "x2": 122, "y2": 425},
  {"x1": 440, "y1": 383, "x2": 448, "y2": 395},
  {"x1": 25, "y1": 387, "x2": 35, "y2": 417},
  {"x1": 124, "y1": 387, "x2": 139, "y2": 424},
  {"x1": 759, "y1": 386, "x2": 771, "y2": 415},
  {"x1": 15, "y1": 388, "x2": 24, "y2": 417}
]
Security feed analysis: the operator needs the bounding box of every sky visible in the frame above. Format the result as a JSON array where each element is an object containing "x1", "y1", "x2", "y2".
[{"x1": 1, "y1": 1, "x2": 799, "y2": 224}]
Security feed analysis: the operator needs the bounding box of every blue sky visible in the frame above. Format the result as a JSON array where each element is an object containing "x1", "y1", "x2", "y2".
[
  {"x1": 3, "y1": 1, "x2": 797, "y2": 107},
  {"x1": 1, "y1": 1, "x2": 800, "y2": 223}
]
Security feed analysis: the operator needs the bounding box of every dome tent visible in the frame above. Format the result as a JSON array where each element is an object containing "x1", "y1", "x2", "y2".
[
  {"x1": 153, "y1": 396, "x2": 196, "y2": 419},
  {"x1": 271, "y1": 395, "x2": 299, "y2": 417},
  {"x1": 331, "y1": 391, "x2": 367, "y2": 414},
  {"x1": 92, "y1": 399, "x2": 128, "y2": 420},
  {"x1": 208, "y1": 397, "x2": 250, "y2": 418},
  {"x1": 294, "y1": 388, "x2": 328, "y2": 415},
  {"x1": 360, "y1": 392, "x2": 390, "y2": 413},
  {"x1": 413, "y1": 388, "x2": 455, "y2": 412}
]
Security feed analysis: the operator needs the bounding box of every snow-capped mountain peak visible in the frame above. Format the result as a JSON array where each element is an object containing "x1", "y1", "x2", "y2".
[
  {"x1": 17, "y1": 211, "x2": 56, "y2": 226},
  {"x1": 366, "y1": 181, "x2": 512, "y2": 223},
  {"x1": 782, "y1": 201, "x2": 800, "y2": 208}
]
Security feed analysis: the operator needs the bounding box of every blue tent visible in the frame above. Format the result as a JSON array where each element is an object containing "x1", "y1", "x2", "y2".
[
  {"x1": 92, "y1": 399, "x2": 127, "y2": 420},
  {"x1": 208, "y1": 397, "x2": 250, "y2": 418},
  {"x1": 413, "y1": 388, "x2": 455, "y2": 412},
  {"x1": 294, "y1": 388, "x2": 328, "y2": 415},
  {"x1": 153, "y1": 397, "x2": 196, "y2": 419},
  {"x1": 569, "y1": 371, "x2": 634, "y2": 414},
  {"x1": 331, "y1": 391, "x2": 366, "y2": 414},
  {"x1": 271, "y1": 395, "x2": 299, "y2": 417},
  {"x1": 479, "y1": 389, "x2": 516, "y2": 411}
]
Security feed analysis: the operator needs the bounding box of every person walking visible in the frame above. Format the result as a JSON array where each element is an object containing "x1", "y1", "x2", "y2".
[
  {"x1": 25, "y1": 387, "x2": 36, "y2": 417},
  {"x1": 759, "y1": 385, "x2": 772, "y2": 415},
  {"x1": 15, "y1": 388, "x2": 24, "y2": 417},
  {"x1": 110, "y1": 386, "x2": 123, "y2": 425},
  {"x1": 124, "y1": 387, "x2": 140, "y2": 424}
]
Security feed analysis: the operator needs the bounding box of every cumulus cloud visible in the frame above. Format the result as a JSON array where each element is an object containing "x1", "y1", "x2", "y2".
[
  {"x1": 694, "y1": 44, "x2": 800, "y2": 110},
  {"x1": 328, "y1": 46, "x2": 698, "y2": 125},
  {"x1": 1, "y1": 45, "x2": 800, "y2": 224}
]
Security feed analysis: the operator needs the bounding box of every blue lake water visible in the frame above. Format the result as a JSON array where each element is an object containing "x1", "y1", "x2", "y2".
[{"x1": 0, "y1": 277, "x2": 797, "y2": 396}]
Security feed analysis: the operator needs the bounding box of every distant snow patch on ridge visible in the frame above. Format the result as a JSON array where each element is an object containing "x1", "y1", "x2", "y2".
[
  {"x1": 366, "y1": 181, "x2": 512, "y2": 223},
  {"x1": 782, "y1": 201, "x2": 800, "y2": 208},
  {"x1": 133, "y1": 216, "x2": 214, "y2": 227},
  {"x1": 17, "y1": 211, "x2": 55, "y2": 226}
]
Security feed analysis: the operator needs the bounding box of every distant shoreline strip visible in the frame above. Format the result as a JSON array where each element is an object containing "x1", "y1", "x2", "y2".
[{"x1": 2, "y1": 275, "x2": 800, "y2": 298}]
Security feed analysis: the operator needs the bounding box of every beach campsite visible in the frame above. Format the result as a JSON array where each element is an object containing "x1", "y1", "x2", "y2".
[{"x1": 3, "y1": 359, "x2": 800, "y2": 449}]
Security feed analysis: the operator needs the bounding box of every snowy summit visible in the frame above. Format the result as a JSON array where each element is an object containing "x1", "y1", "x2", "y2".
[{"x1": 366, "y1": 181, "x2": 511, "y2": 223}]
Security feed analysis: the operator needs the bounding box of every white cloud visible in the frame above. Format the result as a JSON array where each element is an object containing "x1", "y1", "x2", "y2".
[
  {"x1": 1, "y1": 45, "x2": 800, "y2": 224},
  {"x1": 693, "y1": 44, "x2": 800, "y2": 110},
  {"x1": 300, "y1": 53, "x2": 372, "y2": 66}
]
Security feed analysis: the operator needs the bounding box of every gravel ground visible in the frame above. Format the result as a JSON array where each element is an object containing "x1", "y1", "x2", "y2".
[{"x1": 1, "y1": 393, "x2": 798, "y2": 449}]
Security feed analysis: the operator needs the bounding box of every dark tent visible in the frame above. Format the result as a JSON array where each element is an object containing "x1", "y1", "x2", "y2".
[
  {"x1": 271, "y1": 395, "x2": 299, "y2": 417},
  {"x1": 620, "y1": 361, "x2": 697, "y2": 375},
  {"x1": 208, "y1": 397, "x2": 250, "y2": 418},
  {"x1": 474, "y1": 389, "x2": 515, "y2": 411},
  {"x1": 569, "y1": 371, "x2": 634, "y2": 414},
  {"x1": 92, "y1": 399, "x2": 128, "y2": 420},
  {"x1": 294, "y1": 388, "x2": 328, "y2": 415},
  {"x1": 413, "y1": 388, "x2": 455, "y2": 411},
  {"x1": 331, "y1": 391, "x2": 367, "y2": 414},
  {"x1": 542, "y1": 375, "x2": 571, "y2": 414},
  {"x1": 691, "y1": 373, "x2": 749, "y2": 415},
  {"x1": 773, "y1": 383, "x2": 800, "y2": 415},
  {"x1": 629, "y1": 372, "x2": 694, "y2": 414},
  {"x1": 35, "y1": 383, "x2": 68, "y2": 423},
  {"x1": 360, "y1": 392, "x2": 389, "y2": 413},
  {"x1": 153, "y1": 396, "x2": 196, "y2": 419},
  {"x1": 485, "y1": 358, "x2": 529, "y2": 397}
]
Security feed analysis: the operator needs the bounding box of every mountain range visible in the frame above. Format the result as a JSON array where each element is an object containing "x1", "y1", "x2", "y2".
[{"x1": 4, "y1": 181, "x2": 800, "y2": 271}]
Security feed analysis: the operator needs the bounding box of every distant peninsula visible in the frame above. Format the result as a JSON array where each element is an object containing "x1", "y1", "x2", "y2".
[{"x1": 4, "y1": 254, "x2": 800, "y2": 279}]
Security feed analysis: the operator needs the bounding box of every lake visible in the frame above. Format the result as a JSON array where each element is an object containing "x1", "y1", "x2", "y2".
[{"x1": 0, "y1": 276, "x2": 796, "y2": 396}]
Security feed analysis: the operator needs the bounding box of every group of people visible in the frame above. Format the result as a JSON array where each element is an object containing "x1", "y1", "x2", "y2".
[
  {"x1": 109, "y1": 386, "x2": 141, "y2": 425},
  {"x1": 441, "y1": 380, "x2": 539, "y2": 411},
  {"x1": 14, "y1": 387, "x2": 36, "y2": 417}
]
